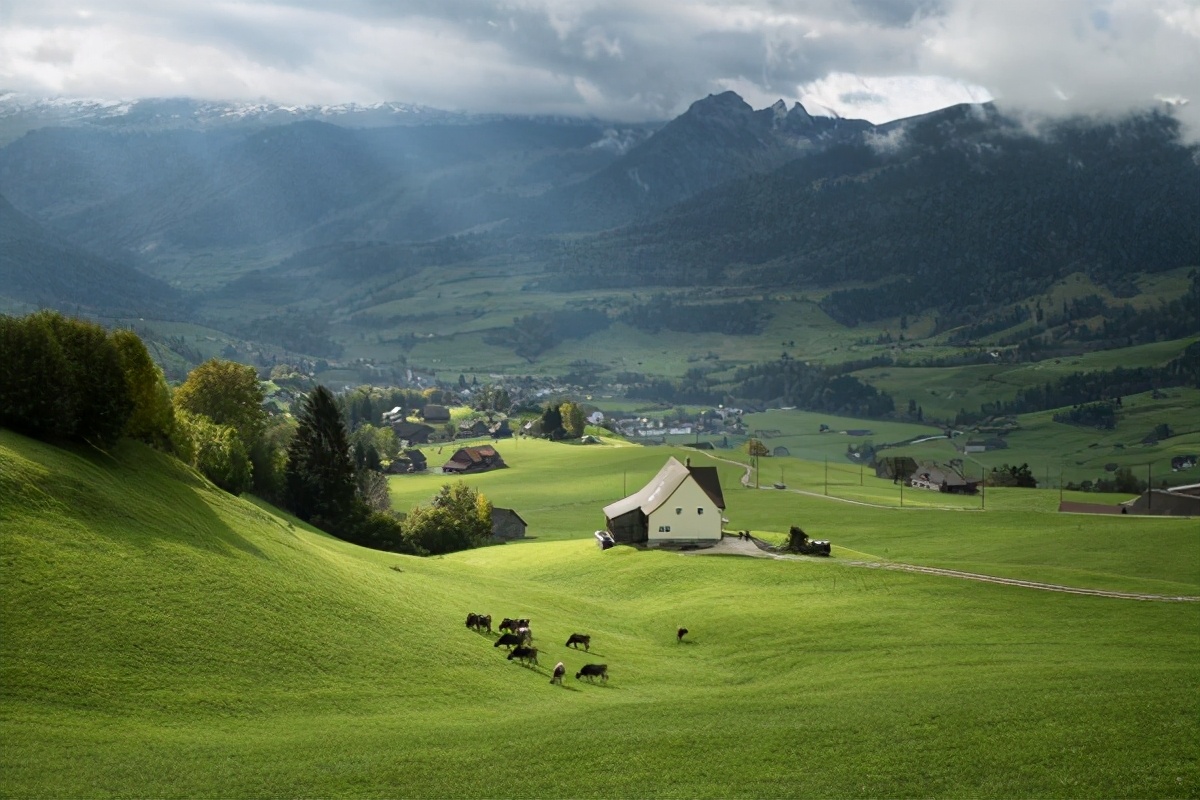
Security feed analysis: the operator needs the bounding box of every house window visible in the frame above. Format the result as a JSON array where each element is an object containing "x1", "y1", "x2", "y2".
[
  {"x1": 658, "y1": 525, "x2": 671, "y2": 533},
  {"x1": 676, "y1": 507, "x2": 682, "y2": 514},
  {"x1": 697, "y1": 507, "x2": 704, "y2": 514}
]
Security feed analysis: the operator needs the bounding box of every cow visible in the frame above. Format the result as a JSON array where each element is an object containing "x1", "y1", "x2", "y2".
[
  {"x1": 476, "y1": 614, "x2": 492, "y2": 634},
  {"x1": 516, "y1": 626, "x2": 533, "y2": 644},
  {"x1": 677, "y1": 627, "x2": 688, "y2": 643},
  {"x1": 499, "y1": 617, "x2": 530, "y2": 633},
  {"x1": 565, "y1": 633, "x2": 591, "y2": 651},
  {"x1": 466, "y1": 613, "x2": 479, "y2": 629},
  {"x1": 575, "y1": 664, "x2": 608, "y2": 682},
  {"x1": 550, "y1": 662, "x2": 565, "y2": 685},
  {"x1": 493, "y1": 633, "x2": 523, "y2": 649},
  {"x1": 507, "y1": 646, "x2": 538, "y2": 665}
]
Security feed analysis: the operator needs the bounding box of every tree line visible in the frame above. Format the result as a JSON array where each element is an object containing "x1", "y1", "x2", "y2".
[{"x1": 0, "y1": 311, "x2": 493, "y2": 557}]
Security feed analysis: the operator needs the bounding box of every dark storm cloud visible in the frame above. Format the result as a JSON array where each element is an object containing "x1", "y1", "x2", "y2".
[{"x1": 1, "y1": 0, "x2": 1195, "y2": 131}]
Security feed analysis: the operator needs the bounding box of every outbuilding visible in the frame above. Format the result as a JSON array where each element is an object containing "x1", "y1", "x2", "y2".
[{"x1": 602, "y1": 457, "x2": 725, "y2": 547}]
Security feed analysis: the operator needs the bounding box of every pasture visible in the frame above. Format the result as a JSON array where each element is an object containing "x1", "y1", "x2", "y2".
[{"x1": 2, "y1": 429, "x2": 1198, "y2": 798}]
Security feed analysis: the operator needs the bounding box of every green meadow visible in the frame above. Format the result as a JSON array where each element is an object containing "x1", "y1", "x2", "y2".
[{"x1": 2, "y1": 429, "x2": 1198, "y2": 798}]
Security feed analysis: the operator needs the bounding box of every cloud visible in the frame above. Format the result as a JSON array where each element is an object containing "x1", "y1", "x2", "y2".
[{"x1": 0, "y1": 0, "x2": 1195, "y2": 132}]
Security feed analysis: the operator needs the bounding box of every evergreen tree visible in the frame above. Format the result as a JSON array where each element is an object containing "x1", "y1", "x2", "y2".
[{"x1": 286, "y1": 385, "x2": 356, "y2": 526}]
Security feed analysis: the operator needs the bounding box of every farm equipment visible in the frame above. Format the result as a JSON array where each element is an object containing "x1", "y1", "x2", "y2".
[{"x1": 784, "y1": 525, "x2": 831, "y2": 556}]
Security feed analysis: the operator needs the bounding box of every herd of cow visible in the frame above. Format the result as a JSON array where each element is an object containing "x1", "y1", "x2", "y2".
[{"x1": 465, "y1": 612, "x2": 609, "y2": 684}]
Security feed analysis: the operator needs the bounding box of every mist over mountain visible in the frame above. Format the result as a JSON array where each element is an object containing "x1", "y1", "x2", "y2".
[
  {"x1": 0, "y1": 193, "x2": 181, "y2": 315},
  {"x1": 0, "y1": 91, "x2": 1196, "y2": 339}
]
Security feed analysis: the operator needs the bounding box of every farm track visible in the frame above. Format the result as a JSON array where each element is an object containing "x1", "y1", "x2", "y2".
[{"x1": 689, "y1": 520, "x2": 1200, "y2": 604}]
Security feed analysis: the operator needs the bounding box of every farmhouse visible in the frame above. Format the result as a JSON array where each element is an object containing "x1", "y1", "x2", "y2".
[
  {"x1": 910, "y1": 462, "x2": 979, "y2": 494},
  {"x1": 391, "y1": 421, "x2": 435, "y2": 445},
  {"x1": 384, "y1": 449, "x2": 427, "y2": 474},
  {"x1": 602, "y1": 457, "x2": 726, "y2": 547},
  {"x1": 421, "y1": 405, "x2": 451, "y2": 423},
  {"x1": 442, "y1": 445, "x2": 505, "y2": 474},
  {"x1": 490, "y1": 507, "x2": 527, "y2": 541}
]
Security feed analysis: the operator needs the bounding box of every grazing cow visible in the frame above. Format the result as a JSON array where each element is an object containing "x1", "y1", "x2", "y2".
[
  {"x1": 466, "y1": 613, "x2": 479, "y2": 629},
  {"x1": 476, "y1": 614, "x2": 492, "y2": 634},
  {"x1": 677, "y1": 627, "x2": 688, "y2": 643},
  {"x1": 550, "y1": 662, "x2": 565, "y2": 685},
  {"x1": 565, "y1": 633, "x2": 591, "y2": 651},
  {"x1": 499, "y1": 617, "x2": 530, "y2": 633},
  {"x1": 575, "y1": 664, "x2": 608, "y2": 682},
  {"x1": 516, "y1": 626, "x2": 533, "y2": 644},
  {"x1": 507, "y1": 646, "x2": 539, "y2": 665},
  {"x1": 493, "y1": 633, "x2": 523, "y2": 649}
]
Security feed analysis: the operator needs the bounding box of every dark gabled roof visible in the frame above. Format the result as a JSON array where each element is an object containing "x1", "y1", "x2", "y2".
[
  {"x1": 423, "y1": 404, "x2": 450, "y2": 421},
  {"x1": 403, "y1": 449, "x2": 426, "y2": 464},
  {"x1": 393, "y1": 421, "x2": 434, "y2": 437},
  {"x1": 491, "y1": 507, "x2": 527, "y2": 526},
  {"x1": 687, "y1": 465, "x2": 726, "y2": 510}
]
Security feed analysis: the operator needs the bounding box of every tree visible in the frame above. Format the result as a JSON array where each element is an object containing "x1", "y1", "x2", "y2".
[
  {"x1": 540, "y1": 404, "x2": 564, "y2": 439},
  {"x1": 560, "y1": 401, "x2": 585, "y2": 439},
  {"x1": 249, "y1": 416, "x2": 295, "y2": 504},
  {"x1": 174, "y1": 359, "x2": 266, "y2": 449},
  {"x1": 286, "y1": 385, "x2": 356, "y2": 527},
  {"x1": 37, "y1": 312, "x2": 134, "y2": 447},
  {"x1": 401, "y1": 482, "x2": 493, "y2": 555},
  {"x1": 177, "y1": 411, "x2": 252, "y2": 494},
  {"x1": 746, "y1": 438, "x2": 769, "y2": 457},
  {"x1": 111, "y1": 328, "x2": 176, "y2": 450},
  {"x1": 0, "y1": 312, "x2": 71, "y2": 439}
]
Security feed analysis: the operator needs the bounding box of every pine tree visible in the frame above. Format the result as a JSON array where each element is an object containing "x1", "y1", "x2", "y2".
[{"x1": 286, "y1": 385, "x2": 356, "y2": 526}]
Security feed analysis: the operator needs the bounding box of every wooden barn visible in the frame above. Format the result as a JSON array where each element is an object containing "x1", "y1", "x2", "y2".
[
  {"x1": 602, "y1": 457, "x2": 725, "y2": 547},
  {"x1": 442, "y1": 445, "x2": 505, "y2": 474}
]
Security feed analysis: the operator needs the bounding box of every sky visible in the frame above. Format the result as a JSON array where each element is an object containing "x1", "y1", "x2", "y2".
[{"x1": 1, "y1": 0, "x2": 1197, "y2": 129}]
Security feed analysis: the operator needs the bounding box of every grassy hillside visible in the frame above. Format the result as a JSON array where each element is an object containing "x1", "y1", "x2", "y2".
[{"x1": 2, "y1": 430, "x2": 1198, "y2": 798}]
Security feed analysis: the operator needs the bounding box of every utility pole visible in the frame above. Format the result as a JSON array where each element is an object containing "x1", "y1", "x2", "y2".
[
  {"x1": 824, "y1": 457, "x2": 828, "y2": 496},
  {"x1": 1147, "y1": 462, "x2": 1152, "y2": 511},
  {"x1": 900, "y1": 471, "x2": 904, "y2": 508}
]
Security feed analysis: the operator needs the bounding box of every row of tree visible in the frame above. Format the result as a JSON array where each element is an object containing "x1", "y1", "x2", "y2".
[{"x1": 0, "y1": 312, "x2": 493, "y2": 557}]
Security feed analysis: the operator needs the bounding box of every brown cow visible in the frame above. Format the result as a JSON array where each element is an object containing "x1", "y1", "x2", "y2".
[{"x1": 565, "y1": 633, "x2": 591, "y2": 651}]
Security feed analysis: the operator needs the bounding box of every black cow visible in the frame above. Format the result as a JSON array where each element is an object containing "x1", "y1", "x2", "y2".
[
  {"x1": 476, "y1": 614, "x2": 492, "y2": 634},
  {"x1": 508, "y1": 646, "x2": 539, "y2": 665},
  {"x1": 677, "y1": 627, "x2": 688, "y2": 643},
  {"x1": 550, "y1": 662, "x2": 565, "y2": 685},
  {"x1": 516, "y1": 626, "x2": 533, "y2": 644},
  {"x1": 575, "y1": 664, "x2": 608, "y2": 682},
  {"x1": 493, "y1": 633, "x2": 523, "y2": 649},
  {"x1": 499, "y1": 617, "x2": 530, "y2": 633},
  {"x1": 565, "y1": 633, "x2": 591, "y2": 651}
]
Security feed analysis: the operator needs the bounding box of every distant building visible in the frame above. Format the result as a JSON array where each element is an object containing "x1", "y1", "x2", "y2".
[
  {"x1": 391, "y1": 421, "x2": 435, "y2": 445},
  {"x1": 602, "y1": 457, "x2": 725, "y2": 547},
  {"x1": 422, "y1": 405, "x2": 451, "y2": 423},
  {"x1": 442, "y1": 445, "x2": 505, "y2": 474},
  {"x1": 909, "y1": 462, "x2": 979, "y2": 494}
]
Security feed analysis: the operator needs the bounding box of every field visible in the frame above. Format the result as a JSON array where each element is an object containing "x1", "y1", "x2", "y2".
[{"x1": 3, "y1": 429, "x2": 1197, "y2": 798}]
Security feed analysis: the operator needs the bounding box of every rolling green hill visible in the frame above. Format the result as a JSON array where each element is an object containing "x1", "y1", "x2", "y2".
[{"x1": 3, "y1": 429, "x2": 1197, "y2": 797}]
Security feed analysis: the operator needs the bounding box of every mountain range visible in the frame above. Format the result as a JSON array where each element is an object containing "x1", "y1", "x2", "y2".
[{"x1": 0, "y1": 90, "x2": 1196, "y2": 359}]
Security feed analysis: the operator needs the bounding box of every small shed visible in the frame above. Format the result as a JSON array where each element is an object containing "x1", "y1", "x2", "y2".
[
  {"x1": 422, "y1": 405, "x2": 451, "y2": 423},
  {"x1": 491, "y1": 507, "x2": 528, "y2": 541}
]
